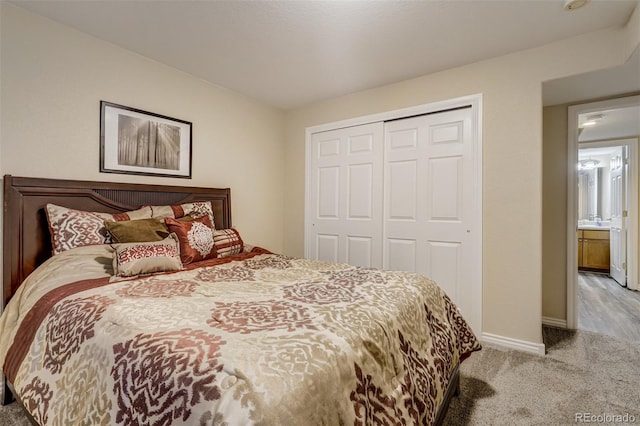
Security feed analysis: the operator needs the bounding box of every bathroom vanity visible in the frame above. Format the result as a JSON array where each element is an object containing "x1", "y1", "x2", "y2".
[{"x1": 578, "y1": 228, "x2": 610, "y2": 272}]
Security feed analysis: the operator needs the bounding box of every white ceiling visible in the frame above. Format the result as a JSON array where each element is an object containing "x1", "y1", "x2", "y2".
[
  {"x1": 543, "y1": 45, "x2": 640, "y2": 107},
  {"x1": 578, "y1": 105, "x2": 640, "y2": 142},
  {"x1": 10, "y1": 0, "x2": 639, "y2": 110}
]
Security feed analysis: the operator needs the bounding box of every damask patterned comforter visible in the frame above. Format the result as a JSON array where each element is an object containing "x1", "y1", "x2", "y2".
[{"x1": 0, "y1": 245, "x2": 480, "y2": 425}]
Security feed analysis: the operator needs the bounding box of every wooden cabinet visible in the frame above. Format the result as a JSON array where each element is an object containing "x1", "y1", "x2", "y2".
[
  {"x1": 578, "y1": 230, "x2": 584, "y2": 268},
  {"x1": 578, "y1": 229, "x2": 610, "y2": 272}
]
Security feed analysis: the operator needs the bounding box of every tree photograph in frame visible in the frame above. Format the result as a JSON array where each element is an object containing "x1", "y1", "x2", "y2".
[{"x1": 100, "y1": 101, "x2": 192, "y2": 178}]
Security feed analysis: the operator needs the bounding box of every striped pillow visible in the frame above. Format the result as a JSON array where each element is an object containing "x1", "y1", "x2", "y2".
[{"x1": 214, "y1": 228, "x2": 244, "y2": 258}]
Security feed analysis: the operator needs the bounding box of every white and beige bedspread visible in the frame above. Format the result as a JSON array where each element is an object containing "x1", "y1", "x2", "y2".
[{"x1": 0, "y1": 245, "x2": 480, "y2": 425}]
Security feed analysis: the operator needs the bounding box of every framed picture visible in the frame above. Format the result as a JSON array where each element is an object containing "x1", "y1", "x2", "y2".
[{"x1": 100, "y1": 101, "x2": 192, "y2": 178}]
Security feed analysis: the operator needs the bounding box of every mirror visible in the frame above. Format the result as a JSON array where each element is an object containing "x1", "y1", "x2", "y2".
[
  {"x1": 577, "y1": 145, "x2": 622, "y2": 224},
  {"x1": 578, "y1": 167, "x2": 602, "y2": 221}
]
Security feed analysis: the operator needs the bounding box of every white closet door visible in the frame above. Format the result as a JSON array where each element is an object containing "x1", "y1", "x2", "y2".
[
  {"x1": 308, "y1": 123, "x2": 384, "y2": 268},
  {"x1": 384, "y1": 108, "x2": 475, "y2": 319}
]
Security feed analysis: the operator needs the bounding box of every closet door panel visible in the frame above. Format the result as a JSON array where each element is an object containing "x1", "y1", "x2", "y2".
[
  {"x1": 428, "y1": 156, "x2": 462, "y2": 221},
  {"x1": 347, "y1": 236, "x2": 374, "y2": 268},
  {"x1": 387, "y1": 160, "x2": 418, "y2": 220},
  {"x1": 318, "y1": 137, "x2": 340, "y2": 157},
  {"x1": 309, "y1": 123, "x2": 384, "y2": 268},
  {"x1": 388, "y1": 128, "x2": 418, "y2": 150},
  {"x1": 386, "y1": 238, "x2": 417, "y2": 272},
  {"x1": 348, "y1": 163, "x2": 374, "y2": 219},
  {"x1": 425, "y1": 241, "x2": 462, "y2": 302},
  {"x1": 348, "y1": 133, "x2": 374, "y2": 154},
  {"x1": 316, "y1": 234, "x2": 339, "y2": 263},
  {"x1": 384, "y1": 117, "x2": 421, "y2": 272},
  {"x1": 430, "y1": 120, "x2": 464, "y2": 146},
  {"x1": 317, "y1": 166, "x2": 340, "y2": 219},
  {"x1": 383, "y1": 108, "x2": 474, "y2": 322}
]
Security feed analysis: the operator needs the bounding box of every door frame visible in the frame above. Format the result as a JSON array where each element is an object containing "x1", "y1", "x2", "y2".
[
  {"x1": 304, "y1": 94, "x2": 483, "y2": 335},
  {"x1": 567, "y1": 95, "x2": 640, "y2": 329}
]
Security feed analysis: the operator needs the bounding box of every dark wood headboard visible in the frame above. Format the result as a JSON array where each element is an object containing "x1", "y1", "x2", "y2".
[{"x1": 2, "y1": 175, "x2": 232, "y2": 308}]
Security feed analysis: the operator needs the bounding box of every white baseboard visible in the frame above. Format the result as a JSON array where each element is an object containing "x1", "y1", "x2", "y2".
[
  {"x1": 542, "y1": 316, "x2": 567, "y2": 328},
  {"x1": 482, "y1": 332, "x2": 546, "y2": 356}
]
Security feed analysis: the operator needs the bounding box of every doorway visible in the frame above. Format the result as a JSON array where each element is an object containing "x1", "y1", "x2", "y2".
[
  {"x1": 577, "y1": 139, "x2": 640, "y2": 341},
  {"x1": 567, "y1": 95, "x2": 640, "y2": 330},
  {"x1": 578, "y1": 140, "x2": 635, "y2": 286}
]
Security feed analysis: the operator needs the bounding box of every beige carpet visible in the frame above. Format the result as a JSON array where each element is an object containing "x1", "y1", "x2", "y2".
[
  {"x1": 1, "y1": 327, "x2": 639, "y2": 425},
  {"x1": 0, "y1": 401, "x2": 30, "y2": 426},
  {"x1": 444, "y1": 326, "x2": 640, "y2": 425}
]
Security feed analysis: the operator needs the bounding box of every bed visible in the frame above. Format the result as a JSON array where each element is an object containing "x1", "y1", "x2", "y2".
[{"x1": 0, "y1": 175, "x2": 480, "y2": 425}]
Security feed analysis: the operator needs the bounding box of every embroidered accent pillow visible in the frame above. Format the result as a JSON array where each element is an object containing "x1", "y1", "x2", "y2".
[
  {"x1": 45, "y1": 204, "x2": 153, "y2": 255},
  {"x1": 214, "y1": 228, "x2": 244, "y2": 258},
  {"x1": 148, "y1": 201, "x2": 215, "y2": 230},
  {"x1": 165, "y1": 216, "x2": 216, "y2": 264},
  {"x1": 112, "y1": 234, "x2": 183, "y2": 277},
  {"x1": 104, "y1": 217, "x2": 170, "y2": 243}
]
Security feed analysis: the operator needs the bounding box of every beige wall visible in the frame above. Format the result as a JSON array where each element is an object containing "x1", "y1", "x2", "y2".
[
  {"x1": 283, "y1": 10, "x2": 640, "y2": 344},
  {"x1": 0, "y1": 5, "x2": 286, "y2": 255},
  {"x1": 542, "y1": 104, "x2": 569, "y2": 321}
]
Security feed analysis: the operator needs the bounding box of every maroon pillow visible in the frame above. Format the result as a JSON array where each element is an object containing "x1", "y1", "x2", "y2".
[{"x1": 165, "y1": 216, "x2": 216, "y2": 264}]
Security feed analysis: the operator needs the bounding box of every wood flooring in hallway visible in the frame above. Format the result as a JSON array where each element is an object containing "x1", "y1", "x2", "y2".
[{"x1": 578, "y1": 271, "x2": 640, "y2": 344}]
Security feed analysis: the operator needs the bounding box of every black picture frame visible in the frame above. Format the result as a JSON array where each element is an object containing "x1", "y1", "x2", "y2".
[{"x1": 100, "y1": 101, "x2": 192, "y2": 178}]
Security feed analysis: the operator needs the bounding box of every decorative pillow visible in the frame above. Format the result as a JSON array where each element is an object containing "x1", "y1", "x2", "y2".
[
  {"x1": 112, "y1": 234, "x2": 182, "y2": 277},
  {"x1": 165, "y1": 216, "x2": 216, "y2": 264},
  {"x1": 214, "y1": 228, "x2": 244, "y2": 258},
  {"x1": 104, "y1": 217, "x2": 170, "y2": 243},
  {"x1": 45, "y1": 204, "x2": 152, "y2": 255},
  {"x1": 148, "y1": 201, "x2": 215, "y2": 230}
]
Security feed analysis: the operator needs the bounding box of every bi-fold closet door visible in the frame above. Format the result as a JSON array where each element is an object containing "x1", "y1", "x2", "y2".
[{"x1": 308, "y1": 107, "x2": 475, "y2": 321}]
